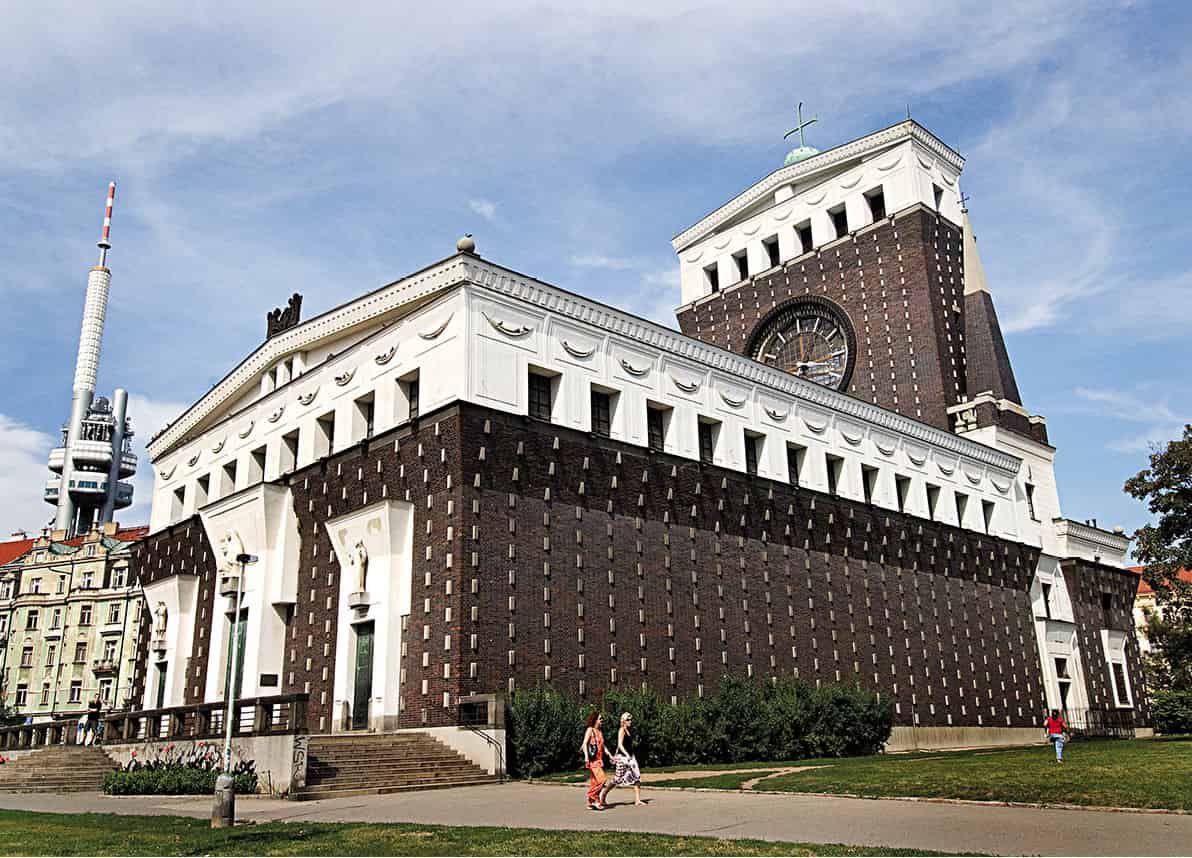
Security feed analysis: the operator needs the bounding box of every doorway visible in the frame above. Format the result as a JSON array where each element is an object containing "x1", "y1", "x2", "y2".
[
  {"x1": 352, "y1": 622, "x2": 375, "y2": 730},
  {"x1": 155, "y1": 662, "x2": 168, "y2": 709}
]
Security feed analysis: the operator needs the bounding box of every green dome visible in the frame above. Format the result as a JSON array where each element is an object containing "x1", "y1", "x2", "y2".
[{"x1": 784, "y1": 145, "x2": 819, "y2": 166}]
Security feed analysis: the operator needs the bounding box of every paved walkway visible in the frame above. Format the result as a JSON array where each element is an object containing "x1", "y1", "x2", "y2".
[{"x1": 2, "y1": 783, "x2": 1190, "y2": 856}]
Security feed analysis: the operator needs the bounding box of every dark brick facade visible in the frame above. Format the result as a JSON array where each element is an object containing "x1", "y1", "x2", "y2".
[
  {"x1": 1064, "y1": 559, "x2": 1150, "y2": 723},
  {"x1": 676, "y1": 206, "x2": 966, "y2": 432}
]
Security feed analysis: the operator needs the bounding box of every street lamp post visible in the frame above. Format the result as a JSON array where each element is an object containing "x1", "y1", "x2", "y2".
[{"x1": 212, "y1": 552, "x2": 256, "y2": 829}]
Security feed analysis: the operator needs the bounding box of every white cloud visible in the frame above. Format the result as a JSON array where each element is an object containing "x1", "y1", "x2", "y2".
[
  {"x1": 0, "y1": 414, "x2": 56, "y2": 535},
  {"x1": 570, "y1": 254, "x2": 637, "y2": 270},
  {"x1": 1072, "y1": 386, "x2": 1190, "y2": 453},
  {"x1": 468, "y1": 198, "x2": 497, "y2": 222}
]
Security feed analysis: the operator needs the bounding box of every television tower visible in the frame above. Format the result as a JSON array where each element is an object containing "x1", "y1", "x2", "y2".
[{"x1": 45, "y1": 182, "x2": 136, "y2": 536}]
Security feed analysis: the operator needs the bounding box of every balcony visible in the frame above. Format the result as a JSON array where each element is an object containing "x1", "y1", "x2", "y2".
[
  {"x1": 92, "y1": 658, "x2": 118, "y2": 675},
  {"x1": 47, "y1": 445, "x2": 137, "y2": 478}
]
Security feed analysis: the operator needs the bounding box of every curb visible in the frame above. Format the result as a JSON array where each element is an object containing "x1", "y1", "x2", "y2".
[{"x1": 529, "y1": 777, "x2": 1190, "y2": 816}]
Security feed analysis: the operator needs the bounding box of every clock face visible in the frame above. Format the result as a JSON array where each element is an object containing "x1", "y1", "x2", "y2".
[{"x1": 747, "y1": 298, "x2": 856, "y2": 391}]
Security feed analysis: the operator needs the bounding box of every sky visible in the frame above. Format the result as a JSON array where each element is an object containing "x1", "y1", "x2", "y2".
[{"x1": 1, "y1": 0, "x2": 1189, "y2": 544}]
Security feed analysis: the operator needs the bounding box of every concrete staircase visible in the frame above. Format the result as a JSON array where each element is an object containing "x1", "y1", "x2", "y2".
[
  {"x1": 0, "y1": 746, "x2": 117, "y2": 793},
  {"x1": 294, "y1": 732, "x2": 496, "y2": 800}
]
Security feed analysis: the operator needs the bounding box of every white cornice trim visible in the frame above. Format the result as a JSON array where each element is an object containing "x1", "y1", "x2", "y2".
[
  {"x1": 1054, "y1": 518, "x2": 1131, "y2": 554},
  {"x1": 458, "y1": 257, "x2": 1019, "y2": 475},
  {"x1": 148, "y1": 257, "x2": 473, "y2": 458},
  {"x1": 672, "y1": 121, "x2": 964, "y2": 252}
]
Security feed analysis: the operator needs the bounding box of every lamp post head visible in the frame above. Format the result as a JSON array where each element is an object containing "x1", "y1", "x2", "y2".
[{"x1": 235, "y1": 554, "x2": 258, "y2": 565}]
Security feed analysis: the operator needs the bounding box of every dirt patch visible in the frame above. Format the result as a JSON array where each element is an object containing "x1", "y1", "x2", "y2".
[{"x1": 640, "y1": 765, "x2": 830, "y2": 789}]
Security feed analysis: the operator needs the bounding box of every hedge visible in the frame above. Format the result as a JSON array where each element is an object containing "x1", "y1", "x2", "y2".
[
  {"x1": 506, "y1": 676, "x2": 893, "y2": 777},
  {"x1": 1151, "y1": 690, "x2": 1192, "y2": 735},
  {"x1": 103, "y1": 766, "x2": 258, "y2": 795}
]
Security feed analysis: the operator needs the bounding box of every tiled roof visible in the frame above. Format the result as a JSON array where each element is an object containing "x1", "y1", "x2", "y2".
[
  {"x1": 0, "y1": 538, "x2": 34, "y2": 567},
  {"x1": 1131, "y1": 565, "x2": 1192, "y2": 595}
]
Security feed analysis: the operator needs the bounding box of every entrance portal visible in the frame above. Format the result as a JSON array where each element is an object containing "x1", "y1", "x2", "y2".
[{"x1": 352, "y1": 622, "x2": 374, "y2": 730}]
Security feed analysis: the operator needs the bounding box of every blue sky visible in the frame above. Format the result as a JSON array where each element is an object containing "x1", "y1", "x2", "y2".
[{"x1": 1, "y1": 0, "x2": 1189, "y2": 542}]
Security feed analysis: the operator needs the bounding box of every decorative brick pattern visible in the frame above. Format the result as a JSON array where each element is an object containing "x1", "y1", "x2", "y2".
[{"x1": 676, "y1": 208, "x2": 965, "y2": 431}]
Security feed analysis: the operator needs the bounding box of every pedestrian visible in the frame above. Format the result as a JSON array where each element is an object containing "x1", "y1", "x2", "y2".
[
  {"x1": 1044, "y1": 708, "x2": 1066, "y2": 764},
  {"x1": 580, "y1": 711, "x2": 611, "y2": 810},
  {"x1": 84, "y1": 694, "x2": 102, "y2": 746},
  {"x1": 600, "y1": 711, "x2": 644, "y2": 807}
]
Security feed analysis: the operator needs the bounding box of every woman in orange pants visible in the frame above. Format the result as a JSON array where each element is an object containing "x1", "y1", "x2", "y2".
[{"x1": 580, "y1": 711, "x2": 610, "y2": 810}]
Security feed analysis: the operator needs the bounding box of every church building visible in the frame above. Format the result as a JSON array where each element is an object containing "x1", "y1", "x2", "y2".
[{"x1": 131, "y1": 119, "x2": 1146, "y2": 750}]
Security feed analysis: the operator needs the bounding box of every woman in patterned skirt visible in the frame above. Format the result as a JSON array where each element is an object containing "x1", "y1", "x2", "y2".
[{"x1": 600, "y1": 711, "x2": 644, "y2": 807}]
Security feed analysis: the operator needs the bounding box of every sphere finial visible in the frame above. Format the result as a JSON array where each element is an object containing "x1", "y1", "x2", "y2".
[{"x1": 457, "y1": 234, "x2": 476, "y2": 254}]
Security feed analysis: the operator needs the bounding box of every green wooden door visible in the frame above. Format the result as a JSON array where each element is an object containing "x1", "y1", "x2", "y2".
[
  {"x1": 224, "y1": 612, "x2": 247, "y2": 699},
  {"x1": 352, "y1": 623, "x2": 375, "y2": 730}
]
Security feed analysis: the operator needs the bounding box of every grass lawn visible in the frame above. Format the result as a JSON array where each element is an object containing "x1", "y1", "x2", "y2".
[
  {"x1": 0, "y1": 810, "x2": 968, "y2": 857},
  {"x1": 646, "y1": 737, "x2": 1192, "y2": 810}
]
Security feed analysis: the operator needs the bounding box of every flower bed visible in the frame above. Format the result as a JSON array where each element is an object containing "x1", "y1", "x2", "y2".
[{"x1": 102, "y1": 741, "x2": 258, "y2": 795}]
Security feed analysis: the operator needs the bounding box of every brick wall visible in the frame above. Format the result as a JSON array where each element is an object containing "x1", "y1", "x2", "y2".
[{"x1": 676, "y1": 208, "x2": 966, "y2": 431}]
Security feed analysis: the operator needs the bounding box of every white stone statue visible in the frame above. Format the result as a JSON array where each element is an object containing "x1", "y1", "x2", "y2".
[
  {"x1": 349, "y1": 540, "x2": 369, "y2": 592},
  {"x1": 153, "y1": 602, "x2": 168, "y2": 637},
  {"x1": 217, "y1": 529, "x2": 246, "y2": 574}
]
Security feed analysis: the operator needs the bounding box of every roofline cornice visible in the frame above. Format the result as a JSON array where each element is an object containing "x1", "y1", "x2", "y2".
[
  {"x1": 148, "y1": 256, "x2": 474, "y2": 459},
  {"x1": 458, "y1": 257, "x2": 1019, "y2": 475},
  {"x1": 671, "y1": 120, "x2": 965, "y2": 252}
]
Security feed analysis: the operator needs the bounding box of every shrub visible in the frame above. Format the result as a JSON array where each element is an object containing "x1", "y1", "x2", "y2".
[
  {"x1": 1151, "y1": 690, "x2": 1192, "y2": 734},
  {"x1": 101, "y1": 741, "x2": 259, "y2": 795},
  {"x1": 506, "y1": 675, "x2": 893, "y2": 777}
]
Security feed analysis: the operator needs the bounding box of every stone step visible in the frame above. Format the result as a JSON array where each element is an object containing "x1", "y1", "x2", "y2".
[
  {"x1": 294, "y1": 776, "x2": 497, "y2": 801},
  {"x1": 0, "y1": 745, "x2": 116, "y2": 793},
  {"x1": 306, "y1": 751, "x2": 465, "y2": 765},
  {"x1": 306, "y1": 765, "x2": 481, "y2": 784},
  {"x1": 307, "y1": 759, "x2": 475, "y2": 776}
]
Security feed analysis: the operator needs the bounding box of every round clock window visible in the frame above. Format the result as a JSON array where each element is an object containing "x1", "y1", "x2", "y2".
[{"x1": 747, "y1": 297, "x2": 857, "y2": 391}]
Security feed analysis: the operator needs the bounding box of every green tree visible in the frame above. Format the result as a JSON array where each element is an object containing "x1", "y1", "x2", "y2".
[{"x1": 1125, "y1": 424, "x2": 1192, "y2": 691}]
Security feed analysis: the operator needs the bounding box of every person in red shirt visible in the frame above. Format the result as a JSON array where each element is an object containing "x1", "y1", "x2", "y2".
[{"x1": 1044, "y1": 709, "x2": 1066, "y2": 763}]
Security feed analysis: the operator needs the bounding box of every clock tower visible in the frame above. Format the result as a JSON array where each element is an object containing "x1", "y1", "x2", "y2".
[{"x1": 672, "y1": 119, "x2": 1043, "y2": 445}]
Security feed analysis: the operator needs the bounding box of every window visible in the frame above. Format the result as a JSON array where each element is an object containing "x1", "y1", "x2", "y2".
[
  {"x1": 1055, "y1": 656, "x2": 1069, "y2": 679},
  {"x1": 99, "y1": 679, "x2": 113, "y2": 703},
  {"x1": 68, "y1": 681, "x2": 81, "y2": 704},
  {"x1": 0, "y1": 615, "x2": 6, "y2": 635},
  {"x1": 221, "y1": 460, "x2": 238, "y2": 496},
  {"x1": 528, "y1": 371, "x2": 554, "y2": 421},
  {"x1": 112, "y1": 567, "x2": 126, "y2": 588},
  {"x1": 744, "y1": 432, "x2": 761, "y2": 477},
  {"x1": 763, "y1": 235, "x2": 780, "y2": 269},
  {"x1": 1111, "y1": 662, "x2": 1131, "y2": 706},
  {"x1": 14, "y1": 685, "x2": 26, "y2": 707},
  {"x1": 1101, "y1": 592, "x2": 1113, "y2": 612},
  {"x1": 933, "y1": 184, "x2": 944, "y2": 211},
  {"x1": 50, "y1": 608, "x2": 61, "y2": 629},
  {"x1": 56, "y1": 576, "x2": 66, "y2": 594},
  {"x1": 25, "y1": 610, "x2": 39, "y2": 631},
  {"x1": 399, "y1": 372, "x2": 421, "y2": 422},
  {"x1": 40, "y1": 683, "x2": 50, "y2": 706},
  {"x1": 79, "y1": 603, "x2": 92, "y2": 625},
  {"x1": 895, "y1": 475, "x2": 911, "y2": 513},
  {"x1": 865, "y1": 186, "x2": 886, "y2": 221},
  {"x1": 828, "y1": 205, "x2": 848, "y2": 238},
  {"x1": 280, "y1": 430, "x2": 299, "y2": 474},
  {"x1": 826, "y1": 455, "x2": 844, "y2": 497},
  {"x1": 171, "y1": 486, "x2": 185, "y2": 520},
  {"x1": 83, "y1": 570, "x2": 95, "y2": 589},
  {"x1": 107, "y1": 603, "x2": 121, "y2": 625},
  {"x1": 795, "y1": 220, "x2": 813, "y2": 254},
  {"x1": 647, "y1": 406, "x2": 669, "y2": 453},
  {"x1": 982, "y1": 499, "x2": 995, "y2": 534},
  {"x1": 786, "y1": 444, "x2": 806, "y2": 486},
  {"x1": 926, "y1": 484, "x2": 940, "y2": 520},
  {"x1": 955, "y1": 492, "x2": 969, "y2": 527},
  {"x1": 0, "y1": 580, "x2": 11, "y2": 599},
  {"x1": 195, "y1": 473, "x2": 210, "y2": 509},
  {"x1": 29, "y1": 578, "x2": 41, "y2": 595},
  {"x1": 861, "y1": 465, "x2": 879, "y2": 505},
  {"x1": 249, "y1": 445, "x2": 267, "y2": 484},
  {"x1": 1041, "y1": 583, "x2": 1053, "y2": 619},
  {"x1": 590, "y1": 390, "x2": 612, "y2": 438},
  {"x1": 315, "y1": 411, "x2": 336, "y2": 458},
  {"x1": 1025, "y1": 483, "x2": 1038, "y2": 521},
  {"x1": 103, "y1": 639, "x2": 118, "y2": 661},
  {"x1": 698, "y1": 420, "x2": 718, "y2": 465},
  {"x1": 703, "y1": 263, "x2": 720, "y2": 293},
  {"x1": 20, "y1": 646, "x2": 33, "y2": 667},
  {"x1": 74, "y1": 642, "x2": 87, "y2": 663},
  {"x1": 733, "y1": 249, "x2": 749, "y2": 282},
  {"x1": 353, "y1": 393, "x2": 375, "y2": 441},
  {"x1": 45, "y1": 644, "x2": 56, "y2": 666}
]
